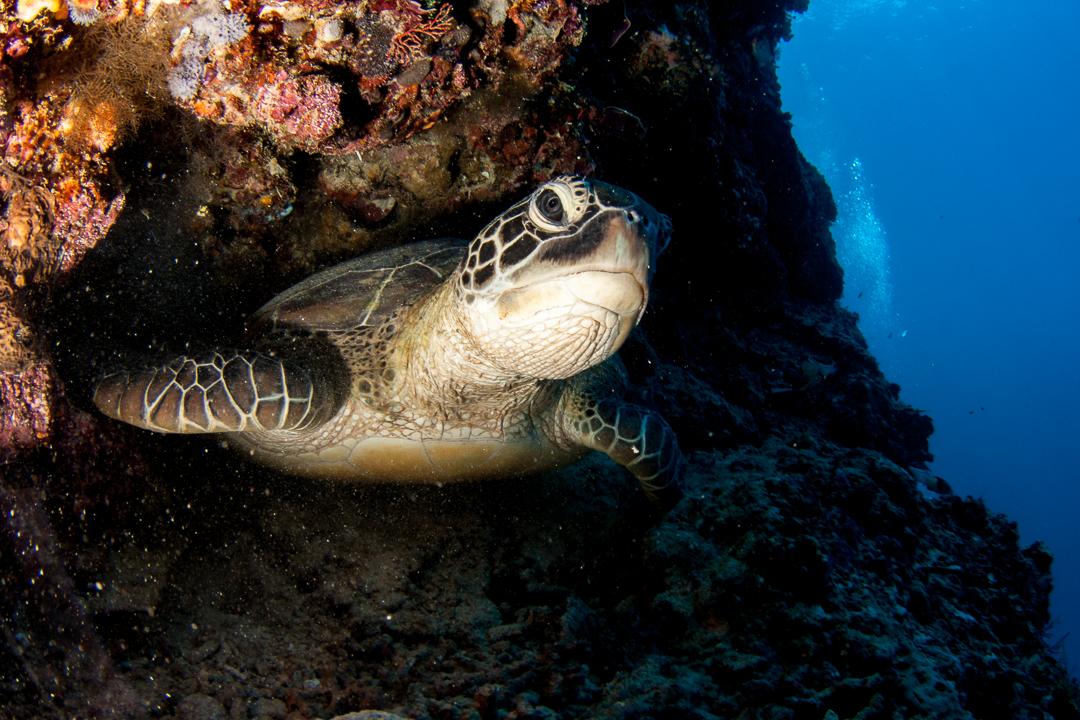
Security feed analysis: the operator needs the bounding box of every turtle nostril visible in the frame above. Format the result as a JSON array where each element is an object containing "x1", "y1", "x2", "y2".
[{"x1": 628, "y1": 210, "x2": 642, "y2": 224}]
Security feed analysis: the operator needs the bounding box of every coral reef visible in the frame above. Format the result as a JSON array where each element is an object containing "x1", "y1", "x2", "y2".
[
  {"x1": 167, "y1": 12, "x2": 249, "y2": 101},
  {"x1": 0, "y1": 0, "x2": 1077, "y2": 717}
]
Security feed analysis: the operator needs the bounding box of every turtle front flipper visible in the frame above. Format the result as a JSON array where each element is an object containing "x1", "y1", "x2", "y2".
[
  {"x1": 577, "y1": 399, "x2": 684, "y2": 507},
  {"x1": 93, "y1": 350, "x2": 342, "y2": 434},
  {"x1": 560, "y1": 360, "x2": 684, "y2": 508}
]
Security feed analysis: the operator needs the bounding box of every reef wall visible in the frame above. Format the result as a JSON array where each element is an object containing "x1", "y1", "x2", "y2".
[{"x1": 0, "y1": 0, "x2": 1077, "y2": 718}]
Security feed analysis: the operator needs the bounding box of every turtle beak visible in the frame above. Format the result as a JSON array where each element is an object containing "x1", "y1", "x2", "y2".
[
  {"x1": 578, "y1": 205, "x2": 656, "y2": 324},
  {"x1": 493, "y1": 211, "x2": 650, "y2": 357}
]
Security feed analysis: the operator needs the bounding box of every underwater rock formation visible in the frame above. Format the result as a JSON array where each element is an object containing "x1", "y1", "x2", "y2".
[{"x1": 0, "y1": 0, "x2": 1078, "y2": 718}]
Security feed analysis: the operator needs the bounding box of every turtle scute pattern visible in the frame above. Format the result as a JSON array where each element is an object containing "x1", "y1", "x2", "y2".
[
  {"x1": 92, "y1": 349, "x2": 337, "y2": 434},
  {"x1": 560, "y1": 359, "x2": 684, "y2": 506},
  {"x1": 580, "y1": 400, "x2": 683, "y2": 501}
]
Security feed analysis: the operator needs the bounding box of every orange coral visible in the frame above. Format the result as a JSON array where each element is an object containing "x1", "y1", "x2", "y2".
[
  {"x1": 388, "y1": 3, "x2": 453, "y2": 66},
  {"x1": 0, "y1": 171, "x2": 56, "y2": 286},
  {"x1": 60, "y1": 96, "x2": 121, "y2": 153},
  {"x1": 62, "y1": 17, "x2": 170, "y2": 149}
]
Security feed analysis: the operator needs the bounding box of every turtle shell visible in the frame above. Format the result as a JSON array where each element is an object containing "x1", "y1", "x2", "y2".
[{"x1": 250, "y1": 238, "x2": 468, "y2": 333}]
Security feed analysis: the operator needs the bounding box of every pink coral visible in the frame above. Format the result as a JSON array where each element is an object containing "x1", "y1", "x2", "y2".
[
  {"x1": 252, "y1": 74, "x2": 343, "y2": 152},
  {"x1": 52, "y1": 187, "x2": 125, "y2": 277},
  {"x1": 0, "y1": 361, "x2": 53, "y2": 460}
]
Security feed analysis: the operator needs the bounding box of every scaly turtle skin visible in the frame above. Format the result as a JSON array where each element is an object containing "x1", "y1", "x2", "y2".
[{"x1": 94, "y1": 177, "x2": 683, "y2": 504}]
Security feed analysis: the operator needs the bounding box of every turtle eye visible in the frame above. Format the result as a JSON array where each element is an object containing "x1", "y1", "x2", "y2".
[
  {"x1": 528, "y1": 183, "x2": 574, "y2": 232},
  {"x1": 538, "y1": 190, "x2": 564, "y2": 223}
]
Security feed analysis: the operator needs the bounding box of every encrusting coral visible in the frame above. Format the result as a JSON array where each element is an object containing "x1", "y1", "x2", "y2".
[{"x1": 166, "y1": 11, "x2": 248, "y2": 100}]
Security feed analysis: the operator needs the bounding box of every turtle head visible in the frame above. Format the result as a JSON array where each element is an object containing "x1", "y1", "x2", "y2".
[{"x1": 458, "y1": 176, "x2": 672, "y2": 379}]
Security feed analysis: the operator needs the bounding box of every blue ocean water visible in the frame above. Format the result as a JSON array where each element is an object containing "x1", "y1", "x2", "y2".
[{"x1": 778, "y1": 0, "x2": 1080, "y2": 672}]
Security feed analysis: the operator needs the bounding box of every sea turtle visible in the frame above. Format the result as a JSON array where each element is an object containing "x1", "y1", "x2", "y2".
[{"x1": 93, "y1": 177, "x2": 683, "y2": 504}]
